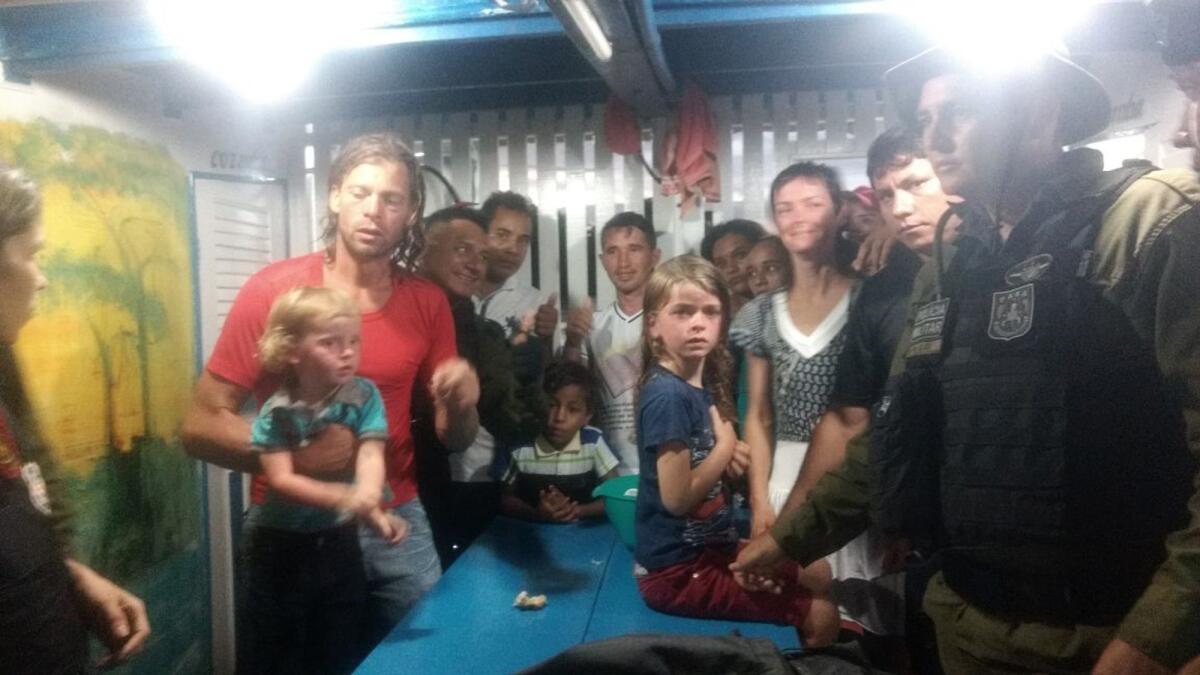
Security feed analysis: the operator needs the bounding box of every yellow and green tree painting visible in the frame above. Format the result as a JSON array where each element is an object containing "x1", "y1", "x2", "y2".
[{"x1": 0, "y1": 118, "x2": 208, "y2": 674}]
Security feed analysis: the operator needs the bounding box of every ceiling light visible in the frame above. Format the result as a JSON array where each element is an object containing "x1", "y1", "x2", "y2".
[
  {"x1": 148, "y1": 0, "x2": 375, "y2": 103},
  {"x1": 894, "y1": 0, "x2": 1098, "y2": 74},
  {"x1": 560, "y1": 0, "x2": 613, "y2": 63}
]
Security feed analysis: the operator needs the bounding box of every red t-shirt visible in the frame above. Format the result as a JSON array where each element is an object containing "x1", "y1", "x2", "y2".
[{"x1": 206, "y1": 253, "x2": 457, "y2": 507}]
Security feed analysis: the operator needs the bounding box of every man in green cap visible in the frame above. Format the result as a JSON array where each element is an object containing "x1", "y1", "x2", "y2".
[{"x1": 736, "y1": 42, "x2": 1200, "y2": 674}]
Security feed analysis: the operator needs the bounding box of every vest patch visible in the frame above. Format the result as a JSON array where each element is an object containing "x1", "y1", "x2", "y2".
[
  {"x1": 1005, "y1": 253, "x2": 1053, "y2": 286},
  {"x1": 1075, "y1": 250, "x2": 1093, "y2": 278},
  {"x1": 875, "y1": 394, "x2": 892, "y2": 418},
  {"x1": 907, "y1": 298, "x2": 950, "y2": 358},
  {"x1": 988, "y1": 283, "x2": 1035, "y2": 342}
]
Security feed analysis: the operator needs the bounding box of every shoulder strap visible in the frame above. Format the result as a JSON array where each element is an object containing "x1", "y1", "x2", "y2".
[
  {"x1": 933, "y1": 202, "x2": 975, "y2": 299},
  {"x1": 1041, "y1": 164, "x2": 1157, "y2": 253}
]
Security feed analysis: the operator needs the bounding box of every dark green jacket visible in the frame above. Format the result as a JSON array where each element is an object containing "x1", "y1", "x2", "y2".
[{"x1": 451, "y1": 297, "x2": 544, "y2": 448}]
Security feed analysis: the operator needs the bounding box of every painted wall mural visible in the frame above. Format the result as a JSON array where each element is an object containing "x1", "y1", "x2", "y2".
[{"x1": 0, "y1": 118, "x2": 208, "y2": 674}]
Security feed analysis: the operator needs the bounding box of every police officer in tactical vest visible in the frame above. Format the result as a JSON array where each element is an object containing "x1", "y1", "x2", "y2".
[{"x1": 871, "y1": 44, "x2": 1200, "y2": 673}]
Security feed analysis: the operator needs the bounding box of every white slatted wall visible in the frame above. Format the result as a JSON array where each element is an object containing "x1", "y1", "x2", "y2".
[{"x1": 297, "y1": 89, "x2": 896, "y2": 311}]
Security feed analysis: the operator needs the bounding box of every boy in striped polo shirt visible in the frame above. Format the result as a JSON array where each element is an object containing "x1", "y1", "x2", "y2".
[{"x1": 501, "y1": 361, "x2": 619, "y2": 522}]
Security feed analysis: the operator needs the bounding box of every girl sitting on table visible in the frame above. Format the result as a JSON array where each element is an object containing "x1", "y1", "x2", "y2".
[
  {"x1": 633, "y1": 256, "x2": 839, "y2": 647},
  {"x1": 501, "y1": 360, "x2": 619, "y2": 522}
]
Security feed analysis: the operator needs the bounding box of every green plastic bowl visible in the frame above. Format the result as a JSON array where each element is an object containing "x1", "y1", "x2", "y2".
[{"x1": 592, "y1": 474, "x2": 639, "y2": 550}]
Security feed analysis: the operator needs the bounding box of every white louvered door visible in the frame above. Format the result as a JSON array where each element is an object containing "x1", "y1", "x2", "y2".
[
  {"x1": 192, "y1": 174, "x2": 289, "y2": 675},
  {"x1": 194, "y1": 178, "x2": 289, "y2": 361}
]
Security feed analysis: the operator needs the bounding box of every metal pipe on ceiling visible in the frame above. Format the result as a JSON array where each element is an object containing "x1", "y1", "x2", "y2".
[{"x1": 546, "y1": 0, "x2": 676, "y2": 116}]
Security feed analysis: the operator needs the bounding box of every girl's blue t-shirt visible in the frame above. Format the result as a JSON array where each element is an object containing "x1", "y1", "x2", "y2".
[{"x1": 634, "y1": 365, "x2": 737, "y2": 571}]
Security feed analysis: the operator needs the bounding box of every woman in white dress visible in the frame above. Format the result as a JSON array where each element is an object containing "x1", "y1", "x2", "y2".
[{"x1": 732, "y1": 162, "x2": 900, "y2": 637}]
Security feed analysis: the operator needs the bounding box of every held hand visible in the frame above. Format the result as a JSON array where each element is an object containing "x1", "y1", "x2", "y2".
[
  {"x1": 539, "y1": 487, "x2": 580, "y2": 522},
  {"x1": 536, "y1": 487, "x2": 563, "y2": 520},
  {"x1": 1092, "y1": 639, "x2": 1172, "y2": 675},
  {"x1": 556, "y1": 500, "x2": 581, "y2": 522},
  {"x1": 729, "y1": 535, "x2": 788, "y2": 594},
  {"x1": 430, "y1": 357, "x2": 480, "y2": 412},
  {"x1": 542, "y1": 486, "x2": 579, "y2": 521},
  {"x1": 734, "y1": 569, "x2": 785, "y2": 594},
  {"x1": 852, "y1": 228, "x2": 898, "y2": 277},
  {"x1": 725, "y1": 440, "x2": 751, "y2": 480},
  {"x1": 564, "y1": 299, "x2": 594, "y2": 348},
  {"x1": 67, "y1": 560, "x2": 151, "y2": 670},
  {"x1": 534, "y1": 293, "x2": 559, "y2": 339},
  {"x1": 291, "y1": 423, "x2": 356, "y2": 479}
]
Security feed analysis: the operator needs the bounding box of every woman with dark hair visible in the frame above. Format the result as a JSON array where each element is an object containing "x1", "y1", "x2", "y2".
[
  {"x1": 732, "y1": 161, "x2": 886, "y2": 635},
  {"x1": 0, "y1": 165, "x2": 150, "y2": 673},
  {"x1": 734, "y1": 162, "x2": 856, "y2": 529}
]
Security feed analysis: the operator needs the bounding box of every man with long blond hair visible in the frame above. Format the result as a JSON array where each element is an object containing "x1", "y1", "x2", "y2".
[{"x1": 183, "y1": 132, "x2": 481, "y2": 656}]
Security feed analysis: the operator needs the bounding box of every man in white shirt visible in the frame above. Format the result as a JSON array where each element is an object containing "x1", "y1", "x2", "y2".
[
  {"x1": 473, "y1": 191, "x2": 557, "y2": 340},
  {"x1": 563, "y1": 212, "x2": 660, "y2": 473}
]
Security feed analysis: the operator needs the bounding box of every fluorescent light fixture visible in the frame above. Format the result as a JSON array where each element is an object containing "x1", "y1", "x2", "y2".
[
  {"x1": 148, "y1": 0, "x2": 380, "y2": 103},
  {"x1": 561, "y1": 0, "x2": 613, "y2": 63},
  {"x1": 894, "y1": 0, "x2": 1097, "y2": 74}
]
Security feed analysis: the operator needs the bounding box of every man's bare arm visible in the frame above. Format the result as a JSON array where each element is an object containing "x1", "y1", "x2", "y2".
[
  {"x1": 436, "y1": 403, "x2": 480, "y2": 452},
  {"x1": 181, "y1": 371, "x2": 258, "y2": 473},
  {"x1": 182, "y1": 370, "x2": 359, "y2": 477},
  {"x1": 431, "y1": 357, "x2": 482, "y2": 452}
]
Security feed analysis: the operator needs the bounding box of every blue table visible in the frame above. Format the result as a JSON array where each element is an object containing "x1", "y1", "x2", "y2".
[{"x1": 356, "y1": 517, "x2": 800, "y2": 674}]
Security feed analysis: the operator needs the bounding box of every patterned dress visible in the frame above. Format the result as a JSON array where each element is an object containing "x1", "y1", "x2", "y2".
[
  {"x1": 730, "y1": 287, "x2": 853, "y2": 508},
  {"x1": 732, "y1": 284, "x2": 905, "y2": 636}
]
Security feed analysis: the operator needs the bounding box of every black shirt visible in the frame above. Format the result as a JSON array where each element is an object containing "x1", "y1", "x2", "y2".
[
  {"x1": 829, "y1": 245, "x2": 923, "y2": 408},
  {"x1": 0, "y1": 404, "x2": 87, "y2": 675}
]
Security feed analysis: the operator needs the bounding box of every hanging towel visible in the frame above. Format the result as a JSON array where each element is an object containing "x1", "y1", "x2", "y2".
[{"x1": 660, "y1": 83, "x2": 720, "y2": 216}]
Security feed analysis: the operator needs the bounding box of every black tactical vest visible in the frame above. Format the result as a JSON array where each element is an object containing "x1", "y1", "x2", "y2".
[{"x1": 875, "y1": 166, "x2": 1196, "y2": 624}]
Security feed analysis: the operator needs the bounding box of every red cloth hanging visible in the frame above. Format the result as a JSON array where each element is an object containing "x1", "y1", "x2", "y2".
[
  {"x1": 660, "y1": 83, "x2": 720, "y2": 215},
  {"x1": 604, "y1": 94, "x2": 641, "y2": 156}
]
